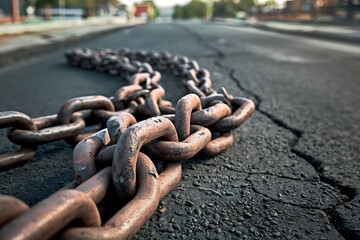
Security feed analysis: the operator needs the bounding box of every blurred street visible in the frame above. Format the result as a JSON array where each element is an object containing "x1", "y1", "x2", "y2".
[{"x1": 0, "y1": 21, "x2": 359, "y2": 239}]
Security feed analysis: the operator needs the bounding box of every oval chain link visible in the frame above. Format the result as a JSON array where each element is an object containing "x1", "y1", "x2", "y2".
[{"x1": 0, "y1": 48, "x2": 255, "y2": 240}]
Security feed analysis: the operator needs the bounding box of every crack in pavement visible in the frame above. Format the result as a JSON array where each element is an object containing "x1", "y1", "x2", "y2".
[
  {"x1": 244, "y1": 174, "x2": 336, "y2": 211},
  {"x1": 178, "y1": 23, "x2": 354, "y2": 240}
]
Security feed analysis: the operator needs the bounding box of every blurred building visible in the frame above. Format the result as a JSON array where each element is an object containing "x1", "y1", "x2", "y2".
[
  {"x1": 0, "y1": 0, "x2": 23, "y2": 23},
  {"x1": 281, "y1": 0, "x2": 360, "y2": 19},
  {"x1": 134, "y1": 3, "x2": 154, "y2": 20}
]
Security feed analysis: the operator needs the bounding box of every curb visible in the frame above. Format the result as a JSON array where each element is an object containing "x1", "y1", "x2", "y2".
[
  {"x1": 0, "y1": 17, "x2": 135, "y2": 36},
  {"x1": 0, "y1": 23, "x2": 143, "y2": 69},
  {"x1": 207, "y1": 20, "x2": 360, "y2": 45},
  {"x1": 248, "y1": 23, "x2": 360, "y2": 45}
]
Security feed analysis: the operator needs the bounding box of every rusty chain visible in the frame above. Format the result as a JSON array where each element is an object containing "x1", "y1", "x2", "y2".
[{"x1": 0, "y1": 48, "x2": 255, "y2": 240}]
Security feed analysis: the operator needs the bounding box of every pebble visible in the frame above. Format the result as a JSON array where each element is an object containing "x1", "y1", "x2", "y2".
[
  {"x1": 204, "y1": 220, "x2": 210, "y2": 227},
  {"x1": 172, "y1": 224, "x2": 181, "y2": 231},
  {"x1": 244, "y1": 212, "x2": 253, "y2": 218},
  {"x1": 174, "y1": 210, "x2": 184, "y2": 216},
  {"x1": 225, "y1": 191, "x2": 235, "y2": 196},
  {"x1": 184, "y1": 200, "x2": 194, "y2": 207},
  {"x1": 272, "y1": 232, "x2": 281, "y2": 238},
  {"x1": 237, "y1": 216, "x2": 245, "y2": 222},
  {"x1": 172, "y1": 193, "x2": 180, "y2": 199},
  {"x1": 211, "y1": 220, "x2": 219, "y2": 225},
  {"x1": 193, "y1": 180, "x2": 201, "y2": 187},
  {"x1": 194, "y1": 208, "x2": 202, "y2": 216}
]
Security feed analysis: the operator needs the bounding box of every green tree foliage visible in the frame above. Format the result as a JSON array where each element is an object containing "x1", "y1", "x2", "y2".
[
  {"x1": 35, "y1": 0, "x2": 57, "y2": 8},
  {"x1": 263, "y1": 0, "x2": 278, "y2": 8},
  {"x1": 238, "y1": 0, "x2": 257, "y2": 12},
  {"x1": 212, "y1": 0, "x2": 238, "y2": 18},
  {"x1": 212, "y1": 0, "x2": 257, "y2": 17},
  {"x1": 173, "y1": 0, "x2": 207, "y2": 19}
]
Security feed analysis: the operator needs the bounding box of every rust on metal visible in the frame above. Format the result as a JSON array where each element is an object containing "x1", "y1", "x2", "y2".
[
  {"x1": 213, "y1": 97, "x2": 256, "y2": 131},
  {"x1": 61, "y1": 153, "x2": 160, "y2": 240},
  {"x1": 0, "y1": 111, "x2": 37, "y2": 131},
  {"x1": 8, "y1": 116, "x2": 85, "y2": 145},
  {"x1": 0, "y1": 148, "x2": 37, "y2": 170},
  {"x1": 145, "y1": 125, "x2": 211, "y2": 161},
  {"x1": 0, "y1": 48, "x2": 255, "y2": 239},
  {"x1": 191, "y1": 103, "x2": 231, "y2": 126},
  {"x1": 175, "y1": 94, "x2": 202, "y2": 141},
  {"x1": 145, "y1": 84, "x2": 165, "y2": 116},
  {"x1": 0, "y1": 190, "x2": 101, "y2": 240},
  {"x1": 200, "y1": 132, "x2": 234, "y2": 156},
  {"x1": 76, "y1": 167, "x2": 112, "y2": 204},
  {"x1": 57, "y1": 96, "x2": 115, "y2": 124},
  {"x1": 112, "y1": 117, "x2": 178, "y2": 200},
  {"x1": 73, "y1": 128, "x2": 110, "y2": 184},
  {"x1": 106, "y1": 112, "x2": 137, "y2": 145},
  {"x1": 0, "y1": 195, "x2": 29, "y2": 227}
]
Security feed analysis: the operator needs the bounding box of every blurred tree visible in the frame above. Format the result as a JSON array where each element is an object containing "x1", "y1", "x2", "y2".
[
  {"x1": 172, "y1": 0, "x2": 207, "y2": 19},
  {"x1": 263, "y1": 0, "x2": 277, "y2": 8},
  {"x1": 35, "y1": 0, "x2": 57, "y2": 8},
  {"x1": 173, "y1": 5, "x2": 184, "y2": 19},
  {"x1": 212, "y1": 0, "x2": 258, "y2": 17},
  {"x1": 212, "y1": 0, "x2": 238, "y2": 18},
  {"x1": 237, "y1": 0, "x2": 257, "y2": 13}
]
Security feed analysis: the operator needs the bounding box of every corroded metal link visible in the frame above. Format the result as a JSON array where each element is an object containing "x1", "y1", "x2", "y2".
[
  {"x1": 0, "y1": 148, "x2": 37, "y2": 170},
  {"x1": 131, "y1": 72, "x2": 161, "y2": 85},
  {"x1": 145, "y1": 83, "x2": 165, "y2": 116},
  {"x1": 0, "y1": 48, "x2": 255, "y2": 239},
  {"x1": 61, "y1": 152, "x2": 160, "y2": 240},
  {"x1": 61, "y1": 153, "x2": 182, "y2": 240},
  {"x1": 112, "y1": 117, "x2": 178, "y2": 200},
  {"x1": 75, "y1": 167, "x2": 111, "y2": 204},
  {"x1": 161, "y1": 103, "x2": 232, "y2": 127},
  {"x1": 0, "y1": 190, "x2": 101, "y2": 240},
  {"x1": 0, "y1": 111, "x2": 36, "y2": 131},
  {"x1": 93, "y1": 109, "x2": 128, "y2": 124},
  {"x1": 57, "y1": 95, "x2": 115, "y2": 124},
  {"x1": 8, "y1": 116, "x2": 85, "y2": 145},
  {"x1": 213, "y1": 97, "x2": 256, "y2": 132},
  {"x1": 106, "y1": 112, "x2": 137, "y2": 145},
  {"x1": 73, "y1": 113, "x2": 137, "y2": 184},
  {"x1": 200, "y1": 132, "x2": 234, "y2": 156},
  {"x1": 191, "y1": 103, "x2": 232, "y2": 126},
  {"x1": 175, "y1": 94, "x2": 202, "y2": 141},
  {"x1": 73, "y1": 129, "x2": 110, "y2": 184},
  {"x1": 95, "y1": 144, "x2": 116, "y2": 166},
  {"x1": 0, "y1": 195, "x2": 29, "y2": 227},
  {"x1": 184, "y1": 80, "x2": 206, "y2": 98},
  {"x1": 145, "y1": 125, "x2": 211, "y2": 161},
  {"x1": 113, "y1": 85, "x2": 143, "y2": 105},
  {"x1": 159, "y1": 161, "x2": 182, "y2": 199}
]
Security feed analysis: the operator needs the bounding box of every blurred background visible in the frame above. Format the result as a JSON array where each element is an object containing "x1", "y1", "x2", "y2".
[{"x1": 1, "y1": 0, "x2": 359, "y2": 24}]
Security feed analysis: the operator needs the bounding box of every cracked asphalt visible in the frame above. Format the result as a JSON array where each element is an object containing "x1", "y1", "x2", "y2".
[{"x1": 0, "y1": 22, "x2": 359, "y2": 239}]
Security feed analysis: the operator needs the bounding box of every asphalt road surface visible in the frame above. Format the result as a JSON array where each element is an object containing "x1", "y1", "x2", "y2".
[{"x1": 0, "y1": 21, "x2": 359, "y2": 239}]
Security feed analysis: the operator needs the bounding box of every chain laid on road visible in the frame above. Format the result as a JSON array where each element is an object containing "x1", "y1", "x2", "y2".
[{"x1": 0, "y1": 48, "x2": 255, "y2": 239}]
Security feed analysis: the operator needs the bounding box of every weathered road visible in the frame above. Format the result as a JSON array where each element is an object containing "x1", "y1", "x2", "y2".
[{"x1": 0, "y1": 21, "x2": 359, "y2": 239}]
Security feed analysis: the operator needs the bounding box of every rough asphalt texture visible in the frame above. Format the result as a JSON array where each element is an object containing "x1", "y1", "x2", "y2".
[{"x1": 0, "y1": 22, "x2": 359, "y2": 239}]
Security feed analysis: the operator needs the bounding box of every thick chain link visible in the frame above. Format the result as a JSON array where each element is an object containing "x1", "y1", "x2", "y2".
[{"x1": 0, "y1": 48, "x2": 255, "y2": 239}]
